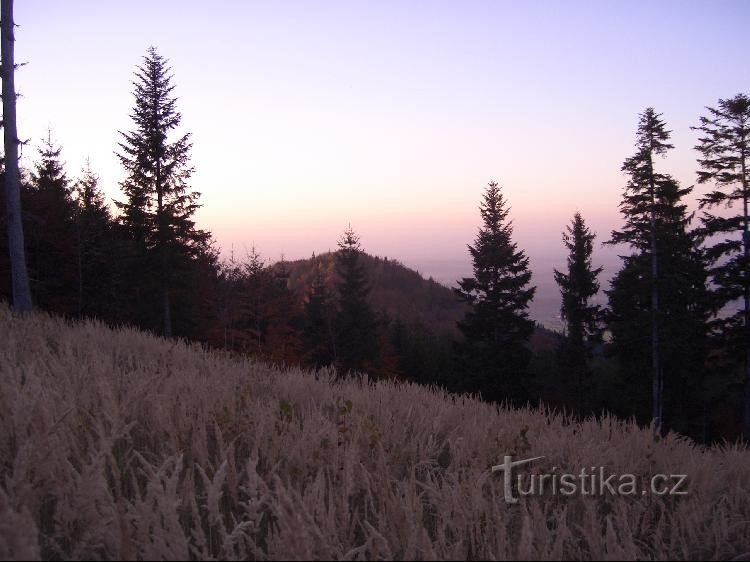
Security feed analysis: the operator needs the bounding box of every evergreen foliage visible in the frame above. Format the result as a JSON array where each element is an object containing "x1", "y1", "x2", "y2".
[
  {"x1": 554, "y1": 212, "x2": 603, "y2": 412},
  {"x1": 73, "y1": 161, "x2": 116, "y2": 319},
  {"x1": 302, "y1": 267, "x2": 337, "y2": 369},
  {"x1": 694, "y1": 93, "x2": 750, "y2": 440},
  {"x1": 116, "y1": 47, "x2": 208, "y2": 336},
  {"x1": 608, "y1": 109, "x2": 712, "y2": 437},
  {"x1": 335, "y1": 227, "x2": 378, "y2": 376},
  {"x1": 25, "y1": 134, "x2": 78, "y2": 315},
  {"x1": 454, "y1": 182, "x2": 536, "y2": 403}
]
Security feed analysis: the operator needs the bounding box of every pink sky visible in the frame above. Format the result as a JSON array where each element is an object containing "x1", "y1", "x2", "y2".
[{"x1": 12, "y1": 1, "x2": 750, "y2": 324}]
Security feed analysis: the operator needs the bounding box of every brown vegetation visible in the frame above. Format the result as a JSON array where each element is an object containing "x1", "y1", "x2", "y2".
[{"x1": 0, "y1": 306, "x2": 748, "y2": 560}]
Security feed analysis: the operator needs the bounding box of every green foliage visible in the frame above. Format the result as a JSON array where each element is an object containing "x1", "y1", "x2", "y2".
[{"x1": 278, "y1": 399, "x2": 294, "y2": 423}]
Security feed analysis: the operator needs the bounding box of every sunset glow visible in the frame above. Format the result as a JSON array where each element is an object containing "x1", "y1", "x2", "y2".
[{"x1": 12, "y1": 0, "x2": 750, "y2": 321}]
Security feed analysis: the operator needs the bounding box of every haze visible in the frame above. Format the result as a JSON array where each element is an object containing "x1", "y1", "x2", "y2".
[{"x1": 13, "y1": 0, "x2": 750, "y2": 325}]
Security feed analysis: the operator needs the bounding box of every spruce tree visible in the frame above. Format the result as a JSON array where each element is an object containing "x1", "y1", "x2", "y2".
[
  {"x1": 608, "y1": 111, "x2": 712, "y2": 436},
  {"x1": 554, "y1": 212, "x2": 603, "y2": 412},
  {"x1": 218, "y1": 250, "x2": 244, "y2": 350},
  {"x1": 335, "y1": 227, "x2": 377, "y2": 376},
  {"x1": 26, "y1": 133, "x2": 78, "y2": 315},
  {"x1": 74, "y1": 161, "x2": 114, "y2": 319},
  {"x1": 117, "y1": 47, "x2": 206, "y2": 337},
  {"x1": 303, "y1": 267, "x2": 337, "y2": 368},
  {"x1": 242, "y1": 246, "x2": 270, "y2": 353},
  {"x1": 454, "y1": 181, "x2": 536, "y2": 403},
  {"x1": 607, "y1": 108, "x2": 674, "y2": 430},
  {"x1": 693, "y1": 93, "x2": 750, "y2": 440}
]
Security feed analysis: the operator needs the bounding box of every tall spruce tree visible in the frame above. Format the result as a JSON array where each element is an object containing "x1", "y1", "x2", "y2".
[
  {"x1": 693, "y1": 93, "x2": 750, "y2": 440},
  {"x1": 335, "y1": 227, "x2": 377, "y2": 376},
  {"x1": 454, "y1": 181, "x2": 536, "y2": 404},
  {"x1": 1, "y1": 0, "x2": 32, "y2": 312},
  {"x1": 554, "y1": 212, "x2": 603, "y2": 412},
  {"x1": 607, "y1": 108, "x2": 673, "y2": 431},
  {"x1": 117, "y1": 47, "x2": 206, "y2": 337},
  {"x1": 608, "y1": 111, "x2": 711, "y2": 437}
]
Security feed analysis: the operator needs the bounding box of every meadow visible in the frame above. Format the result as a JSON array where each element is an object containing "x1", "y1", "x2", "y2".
[{"x1": 1, "y1": 306, "x2": 748, "y2": 560}]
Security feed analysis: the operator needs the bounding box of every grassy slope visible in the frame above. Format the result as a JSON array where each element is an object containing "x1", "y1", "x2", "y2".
[{"x1": 0, "y1": 307, "x2": 748, "y2": 561}]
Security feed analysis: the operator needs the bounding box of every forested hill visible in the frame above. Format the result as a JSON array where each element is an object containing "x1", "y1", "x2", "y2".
[{"x1": 275, "y1": 252, "x2": 560, "y2": 351}]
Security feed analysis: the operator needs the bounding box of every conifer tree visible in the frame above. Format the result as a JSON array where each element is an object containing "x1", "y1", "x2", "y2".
[
  {"x1": 1, "y1": 0, "x2": 32, "y2": 312},
  {"x1": 335, "y1": 227, "x2": 377, "y2": 376},
  {"x1": 222, "y1": 248, "x2": 301, "y2": 362},
  {"x1": 608, "y1": 112, "x2": 712, "y2": 436},
  {"x1": 303, "y1": 267, "x2": 337, "y2": 368},
  {"x1": 218, "y1": 249, "x2": 244, "y2": 350},
  {"x1": 242, "y1": 247, "x2": 270, "y2": 353},
  {"x1": 694, "y1": 93, "x2": 750, "y2": 440},
  {"x1": 26, "y1": 133, "x2": 78, "y2": 314},
  {"x1": 554, "y1": 212, "x2": 603, "y2": 412},
  {"x1": 607, "y1": 108, "x2": 673, "y2": 430},
  {"x1": 74, "y1": 161, "x2": 114, "y2": 319},
  {"x1": 454, "y1": 181, "x2": 536, "y2": 403},
  {"x1": 117, "y1": 47, "x2": 206, "y2": 337}
]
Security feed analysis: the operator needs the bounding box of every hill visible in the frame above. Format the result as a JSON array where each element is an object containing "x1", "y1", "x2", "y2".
[
  {"x1": 1, "y1": 307, "x2": 748, "y2": 560},
  {"x1": 276, "y1": 252, "x2": 561, "y2": 351}
]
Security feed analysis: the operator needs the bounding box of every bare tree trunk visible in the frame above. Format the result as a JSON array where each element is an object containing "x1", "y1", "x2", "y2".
[
  {"x1": 648, "y1": 154, "x2": 663, "y2": 433},
  {"x1": 741, "y1": 145, "x2": 750, "y2": 442},
  {"x1": 76, "y1": 209, "x2": 83, "y2": 317},
  {"x1": 155, "y1": 159, "x2": 172, "y2": 338},
  {"x1": 1, "y1": 0, "x2": 32, "y2": 313}
]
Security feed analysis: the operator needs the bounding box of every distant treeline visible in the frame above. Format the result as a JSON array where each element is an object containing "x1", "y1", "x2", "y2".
[{"x1": 1, "y1": 47, "x2": 748, "y2": 443}]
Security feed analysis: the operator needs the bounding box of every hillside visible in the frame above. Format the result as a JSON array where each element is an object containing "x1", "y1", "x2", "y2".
[
  {"x1": 277, "y1": 252, "x2": 560, "y2": 351},
  {"x1": 1, "y1": 308, "x2": 748, "y2": 560}
]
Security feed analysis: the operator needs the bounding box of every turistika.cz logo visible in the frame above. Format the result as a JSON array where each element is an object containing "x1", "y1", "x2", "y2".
[{"x1": 491, "y1": 456, "x2": 688, "y2": 504}]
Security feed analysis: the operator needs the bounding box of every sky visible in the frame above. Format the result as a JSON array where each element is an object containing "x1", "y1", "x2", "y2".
[{"x1": 13, "y1": 0, "x2": 750, "y2": 325}]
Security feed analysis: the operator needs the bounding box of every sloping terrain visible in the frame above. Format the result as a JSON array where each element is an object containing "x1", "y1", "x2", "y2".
[
  {"x1": 0, "y1": 307, "x2": 748, "y2": 560},
  {"x1": 279, "y1": 252, "x2": 561, "y2": 351},
  {"x1": 281, "y1": 253, "x2": 468, "y2": 335}
]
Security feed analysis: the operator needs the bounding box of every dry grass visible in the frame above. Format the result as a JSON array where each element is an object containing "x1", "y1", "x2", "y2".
[{"x1": 0, "y1": 306, "x2": 748, "y2": 561}]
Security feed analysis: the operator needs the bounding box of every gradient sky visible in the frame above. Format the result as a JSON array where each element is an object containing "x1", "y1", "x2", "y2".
[{"x1": 12, "y1": 0, "x2": 750, "y2": 322}]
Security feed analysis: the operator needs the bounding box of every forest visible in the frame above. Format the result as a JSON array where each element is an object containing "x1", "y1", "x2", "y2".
[{"x1": 1, "y1": 45, "x2": 749, "y2": 445}]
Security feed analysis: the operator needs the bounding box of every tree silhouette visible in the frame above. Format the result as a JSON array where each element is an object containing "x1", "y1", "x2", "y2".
[
  {"x1": 303, "y1": 266, "x2": 337, "y2": 369},
  {"x1": 694, "y1": 93, "x2": 750, "y2": 440},
  {"x1": 117, "y1": 47, "x2": 206, "y2": 337},
  {"x1": 608, "y1": 160, "x2": 712, "y2": 437},
  {"x1": 1, "y1": 0, "x2": 32, "y2": 313},
  {"x1": 26, "y1": 134, "x2": 78, "y2": 315},
  {"x1": 554, "y1": 212, "x2": 603, "y2": 412},
  {"x1": 454, "y1": 181, "x2": 536, "y2": 404},
  {"x1": 74, "y1": 161, "x2": 115, "y2": 319},
  {"x1": 335, "y1": 227, "x2": 377, "y2": 376},
  {"x1": 608, "y1": 108, "x2": 673, "y2": 431}
]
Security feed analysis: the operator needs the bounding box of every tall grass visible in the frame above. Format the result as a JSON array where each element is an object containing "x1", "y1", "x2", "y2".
[{"x1": 0, "y1": 306, "x2": 748, "y2": 560}]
